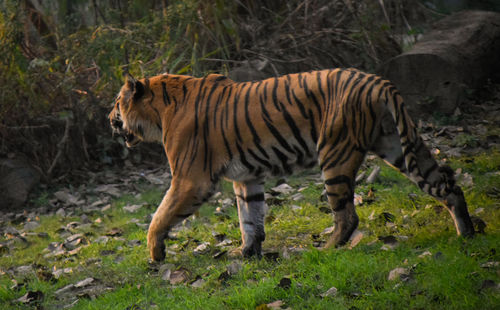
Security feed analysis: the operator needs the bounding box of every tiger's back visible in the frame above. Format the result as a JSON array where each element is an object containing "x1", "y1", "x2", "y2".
[{"x1": 109, "y1": 68, "x2": 474, "y2": 261}]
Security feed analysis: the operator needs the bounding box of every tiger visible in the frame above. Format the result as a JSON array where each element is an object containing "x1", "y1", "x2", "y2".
[{"x1": 108, "y1": 68, "x2": 475, "y2": 262}]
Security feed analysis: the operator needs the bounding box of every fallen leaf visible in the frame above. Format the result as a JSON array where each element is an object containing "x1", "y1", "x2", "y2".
[{"x1": 169, "y1": 268, "x2": 189, "y2": 285}]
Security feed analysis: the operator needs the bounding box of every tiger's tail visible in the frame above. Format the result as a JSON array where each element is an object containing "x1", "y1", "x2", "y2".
[{"x1": 378, "y1": 86, "x2": 474, "y2": 237}]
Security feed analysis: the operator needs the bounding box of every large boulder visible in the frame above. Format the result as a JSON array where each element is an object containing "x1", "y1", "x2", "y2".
[
  {"x1": 0, "y1": 158, "x2": 40, "y2": 210},
  {"x1": 380, "y1": 10, "x2": 500, "y2": 116}
]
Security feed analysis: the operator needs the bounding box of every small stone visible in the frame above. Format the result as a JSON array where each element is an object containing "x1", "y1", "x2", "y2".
[
  {"x1": 366, "y1": 166, "x2": 381, "y2": 184},
  {"x1": 271, "y1": 183, "x2": 294, "y2": 195},
  {"x1": 193, "y1": 242, "x2": 210, "y2": 255},
  {"x1": 123, "y1": 204, "x2": 144, "y2": 213},
  {"x1": 290, "y1": 204, "x2": 302, "y2": 211},
  {"x1": 349, "y1": 230, "x2": 364, "y2": 249},
  {"x1": 388, "y1": 267, "x2": 410, "y2": 281},
  {"x1": 290, "y1": 193, "x2": 304, "y2": 201},
  {"x1": 74, "y1": 277, "x2": 94, "y2": 288},
  {"x1": 267, "y1": 300, "x2": 284, "y2": 309},
  {"x1": 320, "y1": 286, "x2": 338, "y2": 298},
  {"x1": 320, "y1": 226, "x2": 335, "y2": 235},
  {"x1": 418, "y1": 251, "x2": 432, "y2": 258},
  {"x1": 190, "y1": 278, "x2": 205, "y2": 288},
  {"x1": 215, "y1": 239, "x2": 232, "y2": 247},
  {"x1": 480, "y1": 261, "x2": 499, "y2": 269},
  {"x1": 54, "y1": 284, "x2": 74, "y2": 296}
]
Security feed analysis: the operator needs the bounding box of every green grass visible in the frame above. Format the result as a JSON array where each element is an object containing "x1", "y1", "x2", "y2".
[{"x1": 1, "y1": 151, "x2": 499, "y2": 309}]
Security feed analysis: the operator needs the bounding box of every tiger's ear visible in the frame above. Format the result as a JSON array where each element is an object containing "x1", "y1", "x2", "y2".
[{"x1": 124, "y1": 72, "x2": 145, "y2": 101}]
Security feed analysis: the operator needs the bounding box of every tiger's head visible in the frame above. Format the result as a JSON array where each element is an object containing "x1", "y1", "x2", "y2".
[{"x1": 109, "y1": 73, "x2": 163, "y2": 147}]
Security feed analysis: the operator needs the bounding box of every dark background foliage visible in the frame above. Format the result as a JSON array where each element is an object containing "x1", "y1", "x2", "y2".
[{"x1": 0, "y1": 0, "x2": 498, "y2": 183}]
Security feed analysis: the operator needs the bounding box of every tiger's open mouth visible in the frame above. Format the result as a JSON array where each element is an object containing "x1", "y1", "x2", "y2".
[
  {"x1": 124, "y1": 131, "x2": 140, "y2": 147},
  {"x1": 110, "y1": 117, "x2": 140, "y2": 148}
]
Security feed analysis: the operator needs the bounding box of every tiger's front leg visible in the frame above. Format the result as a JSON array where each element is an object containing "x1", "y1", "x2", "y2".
[
  {"x1": 233, "y1": 181, "x2": 267, "y2": 257},
  {"x1": 147, "y1": 178, "x2": 212, "y2": 261}
]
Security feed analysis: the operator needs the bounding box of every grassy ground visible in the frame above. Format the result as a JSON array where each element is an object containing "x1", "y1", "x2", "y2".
[{"x1": 0, "y1": 151, "x2": 499, "y2": 309}]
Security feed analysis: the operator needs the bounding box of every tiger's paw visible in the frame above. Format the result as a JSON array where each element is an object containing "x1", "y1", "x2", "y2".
[{"x1": 147, "y1": 233, "x2": 166, "y2": 262}]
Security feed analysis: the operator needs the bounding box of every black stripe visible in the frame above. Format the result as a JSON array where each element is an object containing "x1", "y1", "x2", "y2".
[
  {"x1": 236, "y1": 143, "x2": 255, "y2": 173},
  {"x1": 272, "y1": 147, "x2": 292, "y2": 174},
  {"x1": 247, "y1": 148, "x2": 272, "y2": 169},
  {"x1": 325, "y1": 175, "x2": 352, "y2": 186},
  {"x1": 237, "y1": 193, "x2": 265, "y2": 203},
  {"x1": 277, "y1": 101, "x2": 311, "y2": 157},
  {"x1": 161, "y1": 82, "x2": 171, "y2": 106},
  {"x1": 271, "y1": 78, "x2": 281, "y2": 111},
  {"x1": 308, "y1": 109, "x2": 318, "y2": 143},
  {"x1": 244, "y1": 84, "x2": 269, "y2": 159},
  {"x1": 233, "y1": 84, "x2": 246, "y2": 142},
  {"x1": 260, "y1": 100, "x2": 294, "y2": 153}
]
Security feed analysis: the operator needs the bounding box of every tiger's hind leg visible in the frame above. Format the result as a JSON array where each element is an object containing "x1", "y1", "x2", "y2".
[
  {"x1": 147, "y1": 177, "x2": 215, "y2": 261},
  {"x1": 320, "y1": 150, "x2": 365, "y2": 248},
  {"x1": 233, "y1": 181, "x2": 267, "y2": 257},
  {"x1": 371, "y1": 113, "x2": 474, "y2": 237}
]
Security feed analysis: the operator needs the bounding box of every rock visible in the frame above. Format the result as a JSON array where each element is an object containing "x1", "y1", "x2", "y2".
[
  {"x1": 226, "y1": 261, "x2": 242, "y2": 275},
  {"x1": 16, "y1": 265, "x2": 34, "y2": 276},
  {"x1": 23, "y1": 221, "x2": 40, "y2": 231},
  {"x1": 380, "y1": 11, "x2": 500, "y2": 116},
  {"x1": 56, "y1": 208, "x2": 66, "y2": 217},
  {"x1": 0, "y1": 158, "x2": 40, "y2": 210}
]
